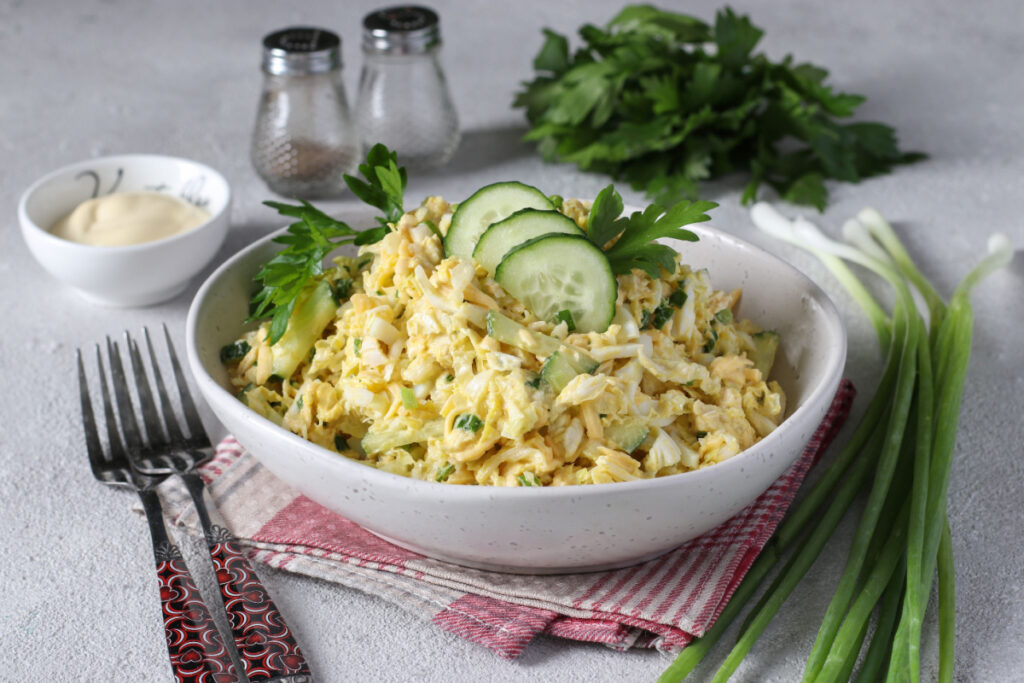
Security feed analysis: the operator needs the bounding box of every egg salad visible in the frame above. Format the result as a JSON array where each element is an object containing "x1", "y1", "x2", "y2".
[{"x1": 223, "y1": 196, "x2": 786, "y2": 487}]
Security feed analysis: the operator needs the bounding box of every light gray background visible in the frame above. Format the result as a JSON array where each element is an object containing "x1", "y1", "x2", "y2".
[{"x1": 2, "y1": 1, "x2": 1022, "y2": 681}]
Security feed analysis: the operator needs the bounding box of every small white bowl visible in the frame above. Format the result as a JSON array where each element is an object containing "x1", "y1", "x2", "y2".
[
  {"x1": 187, "y1": 216, "x2": 846, "y2": 573},
  {"x1": 19, "y1": 154, "x2": 231, "y2": 307}
]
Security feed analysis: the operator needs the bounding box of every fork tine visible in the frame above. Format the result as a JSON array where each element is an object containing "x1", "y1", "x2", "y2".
[
  {"x1": 162, "y1": 324, "x2": 209, "y2": 448},
  {"x1": 77, "y1": 349, "x2": 105, "y2": 478},
  {"x1": 95, "y1": 345, "x2": 130, "y2": 485},
  {"x1": 106, "y1": 336, "x2": 146, "y2": 453},
  {"x1": 126, "y1": 331, "x2": 169, "y2": 449},
  {"x1": 142, "y1": 327, "x2": 187, "y2": 447}
]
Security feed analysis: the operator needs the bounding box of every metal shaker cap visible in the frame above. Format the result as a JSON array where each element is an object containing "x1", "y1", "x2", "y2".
[
  {"x1": 362, "y1": 6, "x2": 441, "y2": 55},
  {"x1": 262, "y1": 27, "x2": 342, "y2": 75}
]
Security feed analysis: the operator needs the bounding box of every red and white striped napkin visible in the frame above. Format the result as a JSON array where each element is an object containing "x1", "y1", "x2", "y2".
[{"x1": 157, "y1": 380, "x2": 854, "y2": 660}]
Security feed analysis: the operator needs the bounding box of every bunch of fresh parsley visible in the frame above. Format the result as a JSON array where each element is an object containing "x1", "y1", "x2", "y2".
[
  {"x1": 249, "y1": 144, "x2": 406, "y2": 344},
  {"x1": 514, "y1": 5, "x2": 924, "y2": 210}
]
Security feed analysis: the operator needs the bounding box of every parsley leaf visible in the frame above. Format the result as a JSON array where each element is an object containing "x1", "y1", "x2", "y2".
[
  {"x1": 331, "y1": 278, "x2": 353, "y2": 303},
  {"x1": 248, "y1": 145, "x2": 407, "y2": 344},
  {"x1": 586, "y1": 184, "x2": 713, "y2": 277},
  {"x1": 652, "y1": 303, "x2": 675, "y2": 329},
  {"x1": 248, "y1": 201, "x2": 360, "y2": 344},
  {"x1": 515, "y1": 5, "x2": 923, "y2": 210},
  {"x1": 219, "y1": 340, "x2": 250, "y2": 363},
  {"x1": 344, "y1": 143, "x2": 407, "y2": 231},
  {"x1": 703, "y1": 326, "x2": 719, "y2": 353}
]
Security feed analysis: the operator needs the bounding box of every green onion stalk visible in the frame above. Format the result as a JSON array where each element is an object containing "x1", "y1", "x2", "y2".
[
  {"x1": 658, "y1": 204, "x2": 1011, "y2": 682},
  {"x1": 887, "y1": 235, "x2": 1012, "y2": 682},
  {"x1": 661, "y1": 205, "x2": 908, "y2": 682},
  {"x1": 784, "y1": 217, "x2": 923, "y2": 683}
]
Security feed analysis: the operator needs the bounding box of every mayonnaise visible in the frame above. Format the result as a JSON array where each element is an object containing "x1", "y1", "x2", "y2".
[{"x1": 50, "y1": 191, "x2": 210, "y2": 247}]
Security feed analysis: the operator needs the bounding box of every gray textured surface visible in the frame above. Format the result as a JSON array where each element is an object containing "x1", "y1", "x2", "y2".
[{"x1": 2, "y1": 1, "x2": 1022, "y2": 681}]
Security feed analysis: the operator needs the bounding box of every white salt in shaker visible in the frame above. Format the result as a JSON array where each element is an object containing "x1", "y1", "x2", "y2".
[{"x1": 355, "y1": 6, "x2": 461, "y2": 170}]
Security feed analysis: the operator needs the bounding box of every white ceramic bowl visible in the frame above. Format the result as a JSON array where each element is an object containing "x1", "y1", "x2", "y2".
[
  {"x1": 19, "y1": 154, "x2": 231, "y2": 307},
  {"x1": 187, "y1": 218, "x2": 846, "y2": 573}
]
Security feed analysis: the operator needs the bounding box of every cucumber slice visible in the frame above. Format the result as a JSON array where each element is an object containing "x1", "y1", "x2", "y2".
[
  {"x1": 605, "y1": 421, "x2": 650, "y2": 454},
  {"x1": 495, "y1": 234, "x2": 617, "y2": 334},
  {"x1": 485, "y1": 311, "x2": 598, "y2": 373},
  {"x1": 473, "y1": 209, "x2": 583, "y2": 276},
  {"x1": 444, "y1": 182, "x2": 553, "y2": 260},
  {"x1": 750, "y1": 330, "x2": 780, "y2": 377}
]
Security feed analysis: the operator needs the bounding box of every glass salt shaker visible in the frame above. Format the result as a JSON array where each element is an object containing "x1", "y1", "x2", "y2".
[
  {"x1": 251, "y1": 27, "x2": 360, "y2": 198},
  {"x1": 355, "y1": 6, "x2": 460, "y2": 170}
]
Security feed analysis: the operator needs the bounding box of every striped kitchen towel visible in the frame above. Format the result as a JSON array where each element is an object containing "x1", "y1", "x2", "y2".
[{"x1": 157, "y1": 379, "x2": 854, "y2": 660}]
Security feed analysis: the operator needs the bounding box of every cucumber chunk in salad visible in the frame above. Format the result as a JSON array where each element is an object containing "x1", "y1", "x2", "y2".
[
  {"x1": 495, "y1": 234, "x2": 617, "y2": 334},
  {"x1": 269, "y1": 279, "x2": 337, "y2": 380},
  {"x1": 361, "y1": 420, "x2": 444, "y2": 454},
  {"x1": 485, "y1": 310, "x2": 598, "y2": 374},
  {"x1": 444, "y1": 181, "x2": 554, "y2": 260},
  {"x1": 473, "y1": 209, "x2": 584, "y2": 276},
  {"x1": 749, "y1": 330, "x2": 780, "y2": 377},
  {"x1": 605, "y1": 421, "x2": 650, "y2": 454},
  {"x1": 539, "y1": 351, "x2": 579, "y2": 393}
]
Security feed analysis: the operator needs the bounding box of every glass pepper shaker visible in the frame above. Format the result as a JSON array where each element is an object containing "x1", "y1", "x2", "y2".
[
  {"x1": 251, "y1": 27, "x2": 360, "y2": 198},
  {"x1": 355, "y1": 6, "x2": 460, "y2": 170}
]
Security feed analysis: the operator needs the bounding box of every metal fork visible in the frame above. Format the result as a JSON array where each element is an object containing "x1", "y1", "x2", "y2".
[
  {"x1": 78, "y1": 340, "x2": 238, "y2": 682},
  {"x1": 127, "y1": 326, "x2": 312, "y2": 683}
]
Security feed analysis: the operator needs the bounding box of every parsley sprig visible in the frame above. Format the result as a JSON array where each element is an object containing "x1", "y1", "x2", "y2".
[
  {"x1": 515, "y1": 5, "x2": 924, "y2": 210},
  {"x1": 249, "y1": 144, "x2": 406, "y2": 344},
  {"x1": 344, "y1": 143, "x2": 408, "y2": 240},
  {"x1": 586, "y1": 184, "x2": 715, "y2": 277}
]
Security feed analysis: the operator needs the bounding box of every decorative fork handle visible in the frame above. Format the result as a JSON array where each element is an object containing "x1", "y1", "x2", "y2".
[
  {"x1": 181, "y1": 473, "x2": 313, "y2": 682},
  {"x1": 138, "y1": 489, "x2": 238, "y2": 683}
]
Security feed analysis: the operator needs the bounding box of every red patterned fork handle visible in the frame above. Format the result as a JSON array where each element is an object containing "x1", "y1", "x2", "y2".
[
  {"x1": 182, "y1": 473, "x2": 312, "y2": 682},
  {"x1": 156, "y1": 558, "x2": 239, "y2": 683},
  {"x1": 139, "y1": 489, "x2": 238, "y2": 683}
]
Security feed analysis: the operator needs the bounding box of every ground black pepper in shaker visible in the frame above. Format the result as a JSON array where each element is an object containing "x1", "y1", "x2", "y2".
[{"x1": 251, "y1": 27, "x2": 360, "y2": 198}]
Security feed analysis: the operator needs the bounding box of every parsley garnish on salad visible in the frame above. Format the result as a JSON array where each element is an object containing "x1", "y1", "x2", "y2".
[
  {"x1": 586, "y1": 184, "x2": 713, "y2": 278},
  {"x1": 247, "y1": 139, "x2": 719, "y2": 346},
  {"x1": 249, "y1": 144, "x2": 406, "y2": 344}
]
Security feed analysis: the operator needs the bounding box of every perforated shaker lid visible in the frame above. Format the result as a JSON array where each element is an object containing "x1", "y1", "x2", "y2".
[
  {"x1": 262, "y1": 27, "x2": 342, "y2": 75},
  {"x1": 362, "y1": 6, "x2": 441, "y2": 54}
]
